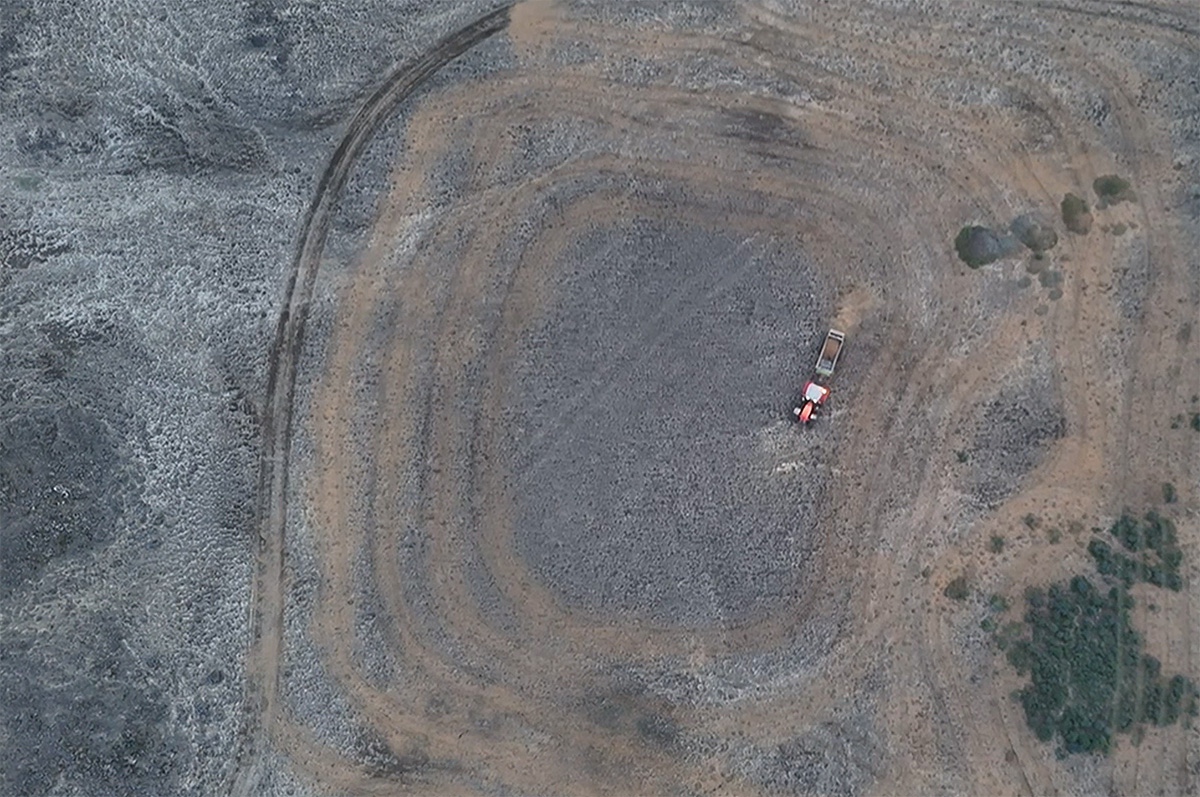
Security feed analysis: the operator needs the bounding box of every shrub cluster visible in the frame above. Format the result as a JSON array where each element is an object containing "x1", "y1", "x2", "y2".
[
  {"x1": 1087, "y1": 511, "x2": 1183, "y2": 591},
  {"x1": 1093, "y1": 174, "x2": 1136, "y2": 205},
  {"x1": 1005, "y1": 576, "x2": 1198, "y2": 757}
]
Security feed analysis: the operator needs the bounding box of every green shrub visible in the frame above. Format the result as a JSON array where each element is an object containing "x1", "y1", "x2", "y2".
[
  {"x1": 944, "y1": 576, "x2": 970, "y2": 601},
  {"x1": 1093, "y1": 174, "x2": 1135, "y2": 205},
  {"x1": 1038, "y1": 269, "x2": 1063, "y2": 289},
  {"x1": 955, "y1": 225, "x2": 1008, "y2": 268},
  {"x1": 989, "y1": 593, "x2": 1010, "y2": 612},
  {"x1": 1111, "y1": 513, "x2": 1142, "y2": 552},
  {"x1": 1162, "y1": 482, "x2": 1176, "y2": 503},
  {"x1": 1061, "y1": 193, "x2": 1093, "y2": 234},
  {"x1": 990, "y1": 535, "x2": 1006, "y2": 553},
  {"x1": 1011, "y1": 214, "x2": 1059, "y2": 253}
]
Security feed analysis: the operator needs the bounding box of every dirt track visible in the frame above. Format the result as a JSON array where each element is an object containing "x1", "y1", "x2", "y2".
[
  {"x1": 240, "y1": 1, "x2": 1200, "y2": 794},
  {"x1": 229, "y1": 8, "x2": 514, "y2": 795}
]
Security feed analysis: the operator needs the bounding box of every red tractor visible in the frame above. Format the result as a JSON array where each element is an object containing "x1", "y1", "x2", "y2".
[
  {"x1": 793, "y1": 329, "x2": 844, "y2": 424},
  {"x1": 793, "y1": 380, "x2": 830, "y2": 424}
]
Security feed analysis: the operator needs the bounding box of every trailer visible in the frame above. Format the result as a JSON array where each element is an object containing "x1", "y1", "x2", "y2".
[
  {"x1": 813, "y1": 329, "x2": 845, "y2": 378},
  {"x1": 793, "y1": 329, "x2": 846, "y2": 424}
]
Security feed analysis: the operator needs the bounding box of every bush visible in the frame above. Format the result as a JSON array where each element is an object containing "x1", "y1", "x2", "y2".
[
  {"x1": 1011, "y1": 214, "x2": 1059, "y2": 253},
  {"x1": 1061, "y1": 193, "x2": 1093, "y2": 234},
  {"x1": 944, "y1": 576, "x2": 970, "y2": 601},
  {"x1": 990, "y1": 535, "x2": 1006, "y2": 553},
  {"x1": 1162, "y1": 482, "x2": 1176, "y2": 503},
  {"x1": 1093, "y1": 174, "x2": 1135, "y2": 205},
  {"x1": 955, "y1": 225, "x2": 1010, "y2": 268},
  {"x1": 1038, "y1": 269, "x2": 1063, "y2": 289},
  {"x1": 1111, "y1": 513, "x2": 1141, "y2": 551}
]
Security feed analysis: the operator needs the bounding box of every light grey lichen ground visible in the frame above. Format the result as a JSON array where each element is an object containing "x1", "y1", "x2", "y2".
[{"x1": 0, "y1": 2, "x2": 500, "y2": 794}]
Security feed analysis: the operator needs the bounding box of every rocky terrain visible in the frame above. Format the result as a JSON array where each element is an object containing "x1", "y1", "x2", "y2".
[{"x1": 2, "y1": 1, "x2": 1199, "y2": 795}]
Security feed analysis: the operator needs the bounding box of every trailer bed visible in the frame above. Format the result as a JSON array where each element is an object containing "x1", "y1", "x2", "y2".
[{"x1": 814, "y1": 329, "x2": 845, "y2": 377}]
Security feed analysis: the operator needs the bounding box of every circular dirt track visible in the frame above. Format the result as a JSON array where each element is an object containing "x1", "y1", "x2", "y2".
[{"x1": 240, "y1": 1, "x2": 1200, "y2": 794}]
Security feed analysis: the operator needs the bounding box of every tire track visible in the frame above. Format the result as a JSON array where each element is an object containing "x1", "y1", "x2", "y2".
[{"x1": 228, "y1": 8, "x2": 513, "y2": 795}]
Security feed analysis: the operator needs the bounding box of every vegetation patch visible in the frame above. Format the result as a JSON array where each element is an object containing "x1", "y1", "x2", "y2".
[
  {"x1": 954, "y1": 225, "x2": 1012, "y2": 268},
  {"x1": 1093, "y1": 174, "x2": 1136, "y2": 206},
  {"x1": 993, "y1": 506, "x2": 1197, "y2": 758},
  {"x1": 1010, "y1": 213, "x2": 1058, "y2": 253},
  {"x1": 1087, "y1": 511, "x2": 1183, "y2": 591},
  {"x1": 1061, "y1": 193, "x2": 1093, "y2": 234},
  {"x1": 1003, "y1": 576, "x2": 1198, "y2": 756},
  {"x1": 1038, "y1": 269, "x2": 1062, "y2": 289},
  {"x1": 989, "y1": 535, "x2": 1006, "y2": 554}
]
